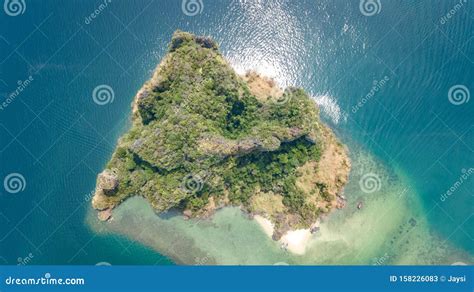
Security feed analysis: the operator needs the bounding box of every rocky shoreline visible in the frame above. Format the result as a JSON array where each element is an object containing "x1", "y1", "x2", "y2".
[{"x1": 91, "y1": 31, "x2": 351, "y2": 243}]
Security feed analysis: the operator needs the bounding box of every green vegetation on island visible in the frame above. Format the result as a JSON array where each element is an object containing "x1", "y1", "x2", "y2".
[{"x1": 92, "y1": 31, "x2": 351, "y2": 239}]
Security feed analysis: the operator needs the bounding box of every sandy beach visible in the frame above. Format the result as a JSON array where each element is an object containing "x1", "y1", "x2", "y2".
[
  {"x1": 253, "y1": 215, "x2": 274, "y2": 238},
  {"x1": 254, "y1": 215, "x2": 313, "y2": 255}
]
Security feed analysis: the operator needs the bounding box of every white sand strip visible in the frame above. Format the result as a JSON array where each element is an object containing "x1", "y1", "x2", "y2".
[
  {"x1": 279, "y1": 229, "x2": 312, "y2": 255},
  {"x1": 253, "y1": 215, "x2": 274, "y2": 237},
  {"x1": 254, "y1": 215, "x2": 314, "y2": 255}
]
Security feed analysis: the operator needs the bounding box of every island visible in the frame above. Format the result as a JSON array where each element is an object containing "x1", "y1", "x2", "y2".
[{"x1": 92, "y1": 31, "x2": 351, "y2": 242}]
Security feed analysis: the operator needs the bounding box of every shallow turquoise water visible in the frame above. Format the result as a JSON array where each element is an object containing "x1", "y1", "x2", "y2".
[
  {"x1": 87, "y1": 141, "x2": 472, "y2": 265},
  {"x1": 0, "y1": 0, "x2": 472, "y2": 264}
]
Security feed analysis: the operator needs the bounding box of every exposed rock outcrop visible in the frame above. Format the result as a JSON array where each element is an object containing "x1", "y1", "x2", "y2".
[{"x1": 91, "y1": 31, "x2": 351, "y2": 237}]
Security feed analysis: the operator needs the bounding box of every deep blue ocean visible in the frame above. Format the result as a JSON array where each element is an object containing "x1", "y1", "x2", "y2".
[{"x1": 0, "y1": 0, "x2": 472, "y2": 265}]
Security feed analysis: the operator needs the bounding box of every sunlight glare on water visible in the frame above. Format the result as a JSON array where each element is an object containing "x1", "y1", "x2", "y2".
[{"x1": 224, "y1": 0, "x2": 305, "y2": 88}]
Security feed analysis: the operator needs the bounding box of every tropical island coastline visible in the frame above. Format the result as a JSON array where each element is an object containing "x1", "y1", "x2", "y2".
[{"x1": 91, "y1": 31, "x2": 351, "y2": 253}]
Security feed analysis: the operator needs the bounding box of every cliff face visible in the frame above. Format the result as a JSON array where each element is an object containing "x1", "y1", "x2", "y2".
[{"x1": 92, "y1": 31, "x2": 350, "y2": 238}]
